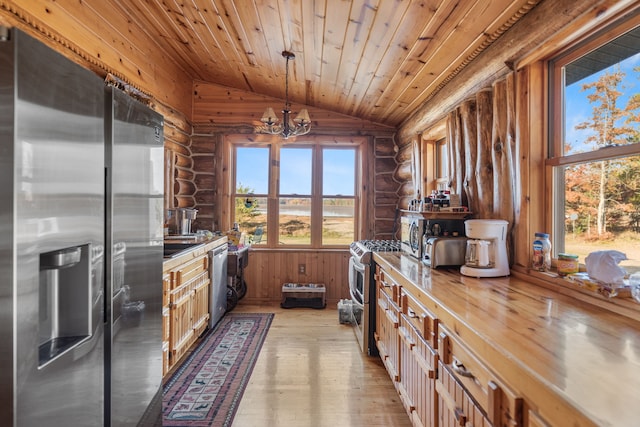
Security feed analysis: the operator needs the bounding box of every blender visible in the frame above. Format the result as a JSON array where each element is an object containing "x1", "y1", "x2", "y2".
[{"x1": 460, "y1": 219, "x2": 510, "y2": 277}]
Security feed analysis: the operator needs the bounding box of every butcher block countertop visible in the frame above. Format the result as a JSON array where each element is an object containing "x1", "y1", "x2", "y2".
[{"x1": 374, "y1": 252, "x2": 640, "y2": 427}]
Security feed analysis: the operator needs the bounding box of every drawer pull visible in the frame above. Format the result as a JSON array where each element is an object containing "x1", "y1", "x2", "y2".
[
  {"x1": 454, "y1": 408, "x2": 467, "y2": 426},
  {"x1": 407, "y1": 307, "x2": 418, "y2": 318},
  {"x1": 399, "y1": 326, "x2": 416, "y2": 349},
  {"x1": 451, "y1": 357, "x2": 475, "y2": 379}
]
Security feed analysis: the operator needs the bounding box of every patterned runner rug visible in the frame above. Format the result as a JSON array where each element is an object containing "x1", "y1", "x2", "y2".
[{"x1": 162, "y1": 313, "x2": 274, "y2": 426}]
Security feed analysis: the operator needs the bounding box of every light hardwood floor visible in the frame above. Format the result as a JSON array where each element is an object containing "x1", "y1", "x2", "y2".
[{"x1": 228, "y1": 303, "x2": 413, "y2": 427}]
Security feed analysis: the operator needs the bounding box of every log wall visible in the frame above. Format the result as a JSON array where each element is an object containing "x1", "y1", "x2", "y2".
[
  {"x1": 395, "y1": 0, "x2": 635, "y2": 269},
  {"x1": 373, "y1": 136, "x2": 401, "y2": 240},
  {"x1": 178, "y1": 84, "x2": 401, "y2": 302}
]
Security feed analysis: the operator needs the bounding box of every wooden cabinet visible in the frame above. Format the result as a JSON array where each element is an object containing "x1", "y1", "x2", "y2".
[
  {"x1": 438, "y1": 323, "x2": 522, "y2": 427},
  {"x1": 375, "y1": 267, "x2": 401, "y2": 384},
  {"x1": 399, "y1": 288, "x2": 439, "y2": 427},
  {"x1": 373, "y1": 253, "x2": 640, "y2": 427},
  {"x1": 374, "y1": 262, "x2": 522, "y2": 427},
  {"x1": 162, "y1": 272, "x2": 172, "y2": 377},
  {"x1": 163, "y1": 251, "x2": 211, "y2": 374}
]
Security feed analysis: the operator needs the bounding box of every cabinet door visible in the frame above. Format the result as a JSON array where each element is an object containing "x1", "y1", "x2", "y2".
[
  {"x1": 376, "y1": 286, "x2": 400, "y2": 383},
  {"x1": 438, "y1": 325, "x2": 523, "y2": 427},
  {"x1": 163, "y1": 271, "x2": 171, "y2": 307},
  {"x1": 169, "y1": 281, "x2": 195, "y2": 363},
  {"x1": 399, "y1": 313, "x2": 438, "y2": 427},
  {"x1": 192, "y1": 273, "x2": 210, "y2": 337}
]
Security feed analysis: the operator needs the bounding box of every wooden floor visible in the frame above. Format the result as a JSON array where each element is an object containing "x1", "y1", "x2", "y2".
[{"x1": 225, "y1": 303, "x2": 412, "y2": 427}]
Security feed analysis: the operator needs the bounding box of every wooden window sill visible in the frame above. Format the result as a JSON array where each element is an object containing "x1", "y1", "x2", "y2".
[{"x1": 510, "y1": 266, "x2": 640, "y2": 322}]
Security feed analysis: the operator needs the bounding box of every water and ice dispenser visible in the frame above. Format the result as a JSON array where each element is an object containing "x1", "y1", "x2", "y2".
[{"x1": 39, "y1": 245, "x2": 92, "y2": 367}]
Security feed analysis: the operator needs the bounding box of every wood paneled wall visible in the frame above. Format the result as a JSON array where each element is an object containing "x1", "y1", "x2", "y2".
[
  {"x1": 192, "y1": 81, "x2": 395, "y2": 133},
  {"x1": 241, "y1": 250, "x2": 350, "y2": 306},
  {"x1": 0, "y1": 0, "x2": 193, "y2": 117},
  {"x1": 0, "y1": 1, "x2": 197, "y2": 217}
]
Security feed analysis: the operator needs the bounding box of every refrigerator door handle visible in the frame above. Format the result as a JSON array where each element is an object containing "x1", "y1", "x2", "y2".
[{"x1": 41, "y1": 247, "x2": 82, "y2": 269}]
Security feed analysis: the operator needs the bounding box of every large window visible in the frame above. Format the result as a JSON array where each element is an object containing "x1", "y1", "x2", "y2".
[
  {"x1": 549, "y1": 14, "x2": 640, "y2": 274},
  {"x1": 232, "y1": 140, "x2": 359, "y2": 248}
]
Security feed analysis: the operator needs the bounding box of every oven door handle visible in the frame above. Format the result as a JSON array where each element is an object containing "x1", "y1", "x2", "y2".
[{"x1": 348, "y1": 257, "x2": 365, "y2": 306}]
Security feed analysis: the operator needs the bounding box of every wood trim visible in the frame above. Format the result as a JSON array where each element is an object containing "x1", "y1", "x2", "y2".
[
  {"x1": 545, "y1": 143, "x2": 640, "y2": 167},
  {"x1": 516, "y1": 1, "x2": 640, "y2": 68},
  {"x1": 223, "y1": 135, "x2": 366, "y2": 247}
]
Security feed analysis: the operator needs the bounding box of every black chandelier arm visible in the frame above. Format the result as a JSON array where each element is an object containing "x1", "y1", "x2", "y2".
[{"x1": 256, "y1": 50, "x2": 311, "y2": 139}]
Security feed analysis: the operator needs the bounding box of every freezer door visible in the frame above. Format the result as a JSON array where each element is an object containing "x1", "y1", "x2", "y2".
[
  {"x1": 0, "y1": 29, "x2": 105, "y2": 426},
  {"x1": 105, "y1": 86, "x2": 164, "y2": 425}
]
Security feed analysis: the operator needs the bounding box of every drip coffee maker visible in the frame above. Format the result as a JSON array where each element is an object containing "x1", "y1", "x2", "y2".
[{"x1": 460, "y1": 219, "x2": 510, "y2": 277}]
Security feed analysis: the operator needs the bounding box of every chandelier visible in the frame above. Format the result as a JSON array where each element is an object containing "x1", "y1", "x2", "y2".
[{"x1": 255, "y1": 51, "x2": 311, "y2": 139}]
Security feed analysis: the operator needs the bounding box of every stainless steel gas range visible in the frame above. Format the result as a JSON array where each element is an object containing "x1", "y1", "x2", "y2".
[{"x1": 348, "y1": 240, "x2": 401, "y2": 355}]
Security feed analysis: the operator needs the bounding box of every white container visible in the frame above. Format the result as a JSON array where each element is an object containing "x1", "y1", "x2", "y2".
[
  {"x1": 460, "y1": 219, "x2": 510, "y2": 278},
  {"x1": 532, "y1": 232, "x2": 551, "y2": 271},
  {"x1": 338, "y1": 299, "x2": 353, "y2": 324}
]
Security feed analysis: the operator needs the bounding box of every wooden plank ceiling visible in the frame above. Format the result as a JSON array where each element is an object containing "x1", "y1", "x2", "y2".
[{"x1": 111, "y1": 0, "x2": 541, "y2": 127}]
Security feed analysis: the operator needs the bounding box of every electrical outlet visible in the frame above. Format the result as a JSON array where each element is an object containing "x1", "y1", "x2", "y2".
[{"x1": 298, "y1": 264, "x2": 306, "y2": 274}]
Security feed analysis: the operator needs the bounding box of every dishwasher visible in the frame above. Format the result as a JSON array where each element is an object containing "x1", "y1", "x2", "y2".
[{"x1": 209, "y1": 243, "x2": 228, "y2": 328}]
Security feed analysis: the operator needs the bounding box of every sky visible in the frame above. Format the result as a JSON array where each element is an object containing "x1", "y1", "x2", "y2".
[
  {"x1": 564, "y1": 52, "x2": 640, "y2": 153},
  {"x1": 235, "y1": 146, "x2": 355, "y2": 196}
]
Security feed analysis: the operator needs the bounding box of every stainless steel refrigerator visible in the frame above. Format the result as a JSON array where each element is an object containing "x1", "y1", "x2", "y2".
[{"x1": 0, "y1": 28, "x2": 164, "y2": 426}]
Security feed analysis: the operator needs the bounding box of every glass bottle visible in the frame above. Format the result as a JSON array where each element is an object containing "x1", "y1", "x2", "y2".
[{"x1": 532, "y1": 232, "x2": 551, "y2": 271}]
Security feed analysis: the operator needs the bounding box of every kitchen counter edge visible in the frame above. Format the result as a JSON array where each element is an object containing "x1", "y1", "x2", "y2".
[{"x1": 373, "y1": 251, "x2": 640, "y2": 427}]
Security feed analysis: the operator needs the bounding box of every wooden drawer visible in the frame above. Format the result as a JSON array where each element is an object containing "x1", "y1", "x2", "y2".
[
  {"x1": 376, "y1": 287, "x2": 400, "y2": 383},
  {"x1": 437, "y1": 359, "x2": 493, "y2": 427},
  {"x1": 376, "y1": 265, "x2": 400, "y2": 304},
  {"x1": 438, "y1": 324, "x2": 522, "y2": 427},
  {"x1": 401, "y1": 288, "x2": 438, "y2": 349},
  {"x1": 398, "y1": 313, "x2": 438, "y2": 427},
  {"x1": 171, "y1": 254, "x2": 209, "y2": 289}
]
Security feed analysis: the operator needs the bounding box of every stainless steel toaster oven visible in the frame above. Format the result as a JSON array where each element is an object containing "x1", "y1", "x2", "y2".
[{"x1": 422, "y1": 236, "x2": 467, "y2": 267}]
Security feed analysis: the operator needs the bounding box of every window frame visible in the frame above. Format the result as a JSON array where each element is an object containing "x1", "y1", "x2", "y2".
[
  {"x1": 546, "y1": 11, "x2": 640, "y2": 256},
  {"x1": 227, "y1": 135, "x2": 364, "y2": 249}
]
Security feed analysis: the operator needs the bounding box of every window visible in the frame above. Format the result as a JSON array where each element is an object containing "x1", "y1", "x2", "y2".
[
  {"x1": 549, "y1": 14, "x2": 640, "y2": 274},
  {"x1": 436, "y1": 137, "x2": 448, "y2": 191},
  {"x1": 231, "y1": 140, "x2": 359, "y2": 248},
  {"x1": 234, "y1": 146, "x2": 269, "y2": 245}
]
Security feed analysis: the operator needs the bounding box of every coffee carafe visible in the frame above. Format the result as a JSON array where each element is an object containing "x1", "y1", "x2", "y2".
[{"x1": 460, "y1": 219, "x2": 510, "y2": 277}]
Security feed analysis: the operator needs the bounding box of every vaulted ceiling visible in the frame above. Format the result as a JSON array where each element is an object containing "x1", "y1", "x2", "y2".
[{"x1": 104, "y1": 0, "x2": 542, "y2": 127}]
